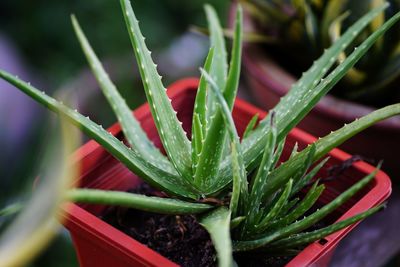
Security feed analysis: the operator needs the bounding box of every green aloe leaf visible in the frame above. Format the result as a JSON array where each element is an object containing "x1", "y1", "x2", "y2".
[
  {"x1": 212, "y1": 5, "x2": 399, "y2": 194},
  {"x1": 120, "y1": 0, "x2": 192, "y2": 181},
  {"x1": 291, "y1": 157, "x2": 329, "y2": 196},
  {"x1": 283, "y1": 144, "x2": 316, "y2": 198},
  {"x1": 253, "y1": 179, "x2": 293, "y2": 234},
  {"x1": 269, "y1": 204, "x2": 384, "y2": 249},
  {"x1": 267, "y1": 182, "x2": 325, "y2": 232},
  {"x1": 192, "y1": 47, "x2": 214, "y2": 168},
  {"x1": 231, "y1": 216, "x2": 246, "y2": 230},
  {"x1": 233, "y1": 166, "x2": 380, "y2": 251},
  {"x1": 201, "y1": 69, "x2": 248, "y2": 217},
  {"x1": 245, "y1": 116, "x2": 277, "y2": 227},
  {"x1": 230, "y1": 141, "x2": 246, "y2": 218},
  {"x1": 191, "y1": 113, "x2": 204, "y2": 168},
  {"x1": 194, "y1": 5, "x2": 243, "y2": 191},
  {"x1": 66, "y1": 189, "x2": 212, "y2": 214},
  {"x1": 200, "y1": 207, "x2": 232, "y2": 267},
  {"x1": 277, "y1": 197, "x2": 299, "y2": 218},
  {"x1": 271, "y1": 137, "x2": 286, "y2": 169},
  {"x1": 224, "y1": 5, "x2": 243, "y2": 109},
  {"x1": 204, "y1": 4, "x2": 228, "y2": 119},
  {"x1": 0, "y1": 70, "x2": 196, "y2": 199},
  {"x1": 71, "y1": 15, "x2": 174, "y2": 174},
  {"x1": 289, "y1": 142, "x2": 299, "y2": 159},
  {"x1": 265, "y1": 103, "x2": 400, "y2": 199},
  {"x1": 243, "y1": 114, "x2": 259, "y2": 139}
]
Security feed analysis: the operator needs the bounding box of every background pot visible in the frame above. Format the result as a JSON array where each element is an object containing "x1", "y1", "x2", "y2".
[
  {"x1": 62, "y1": 79, "x2": 391, "y2": 267},
  {"x1": 238, "y1": 8, "x2": 400, "y2": 179}
]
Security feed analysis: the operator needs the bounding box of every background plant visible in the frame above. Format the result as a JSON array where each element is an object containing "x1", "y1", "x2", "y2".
[
  {"x1": 1, "y1": 1, "x2": 400, "y2": 266},
  {"x1": 0, "y1": 120, "x2": 79, "y2": 267},
  {"x1": 241, "y1": 0, "x2": 400, "y2": 106}
]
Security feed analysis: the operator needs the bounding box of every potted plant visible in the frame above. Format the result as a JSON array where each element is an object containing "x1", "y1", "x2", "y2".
[
  {"x1": 1, "y1": 0, "x2": 399, "y2": 266},
  {"x1": 237, "y1": 0, "x2": 400, "y2": 176}
]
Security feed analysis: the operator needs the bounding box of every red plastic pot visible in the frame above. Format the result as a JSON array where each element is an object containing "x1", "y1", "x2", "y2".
[
  {"x1": 237, "y1": 15, "x2": 400, "y2": 179},
  {"x1": 62, "y1": 78, "x2": 391, "y2": 267}
]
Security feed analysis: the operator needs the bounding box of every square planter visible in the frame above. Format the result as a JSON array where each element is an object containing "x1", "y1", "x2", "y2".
[{"x1": 62, "y1": 78, "x2": 391, "y2": 267}]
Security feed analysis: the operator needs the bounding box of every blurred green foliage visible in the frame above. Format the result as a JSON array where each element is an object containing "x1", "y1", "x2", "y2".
[{"x1": 0, "y1": 0, "x2": 229, "y2": 87}]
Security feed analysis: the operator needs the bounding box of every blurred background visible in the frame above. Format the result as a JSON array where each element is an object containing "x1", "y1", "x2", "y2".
[
  {"x1": 0, "y1": 1, "x2": 399, "y2": 267},
  {"x1": 0, "y1": 1, "x2": 229, "y2": 266}
]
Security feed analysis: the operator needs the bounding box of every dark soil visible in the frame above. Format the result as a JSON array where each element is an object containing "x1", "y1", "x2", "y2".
[
  {"x1": 235, "y1": 253, "x2": 292, "y2": 267},
  {"x1": 100, "y1": 183, "x2": 217, "y2": 267},
  {"x1": 100, "y1": 170, "x2": 348, "y2": 267},
  {"x1": 100, "y1": 183, "x2": 296, "y2": 267}
]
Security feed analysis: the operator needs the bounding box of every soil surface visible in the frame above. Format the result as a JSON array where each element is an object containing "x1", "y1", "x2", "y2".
[
  {"x1": 100, "y1": 183, "x2": 294, "y2": 267},
  {"x1": 101, "y1": 183, "x2": 217, "y2": 266}
]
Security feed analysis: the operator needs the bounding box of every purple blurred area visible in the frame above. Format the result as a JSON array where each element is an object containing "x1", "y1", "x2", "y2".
[
  {"x1": 0, "y1": 33, "x2": 39, "y2": 151},
  {"x1": 330, "y1": 188, "x2": 400, "y2": 267}
]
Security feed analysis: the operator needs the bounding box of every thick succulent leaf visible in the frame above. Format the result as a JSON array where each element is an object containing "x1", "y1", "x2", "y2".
[
  {"x1": 204, "y1": 4, "x2": 228, "y2": 119},
  {"x1": 243, "y1": 114, "x2": 259, "y2": 139},
  {"x1": 253, "y1": 179, "x2": 293, "y2": 234},
  {"x1": 267, "y1": 182, "x2": 325, "y2": 231},
  {"x1": 291, "y1": 157, "x2": 329, "y2": 196},
  {"x1": 66, "y1": 189, "x2": 212, "y2": 214},
  {"x1": 194, "y1": 111, "x2": 227, "y2": 190},
  {"x1": 233, "y1": 166, "x2": 379, "y2": 251},
  {"x1": 276, "y1": 197, "x2": 299, "y2": 218},
  {"x1": 194, "y1": 47, "x2": 214, "y2": 135},
  {"x1": 289, "y1": 144, "x2": 316, "y2": 188},
  {"x1": 192, "y1": 47, "x2": 214, "y2": 169},
  {"x1": 200, "y1": 207, "x2": 232, "y2": 267},
  {"x1": 191, "y1": 114, "x2": 203, "y2": 167},
  {"x1": 245, "y1": 118, "x2": 277, "y2": 226},
  {"x1": 269, "y1": 204, "x2": 384, "y2": 249},
  {"x1": 264, "y1": 103, "x2": 400, "y2": 199},
  {"x1": 71, "y1": 15, "x2": 174, "y2": 174},
  {"x1": 230, "y1": 141, "x2": 247, "y2": 218},
  {"x1": 289, "y1": 142, "x2": 299, "y2": 159},
  {"x1": 193, "y1": 5, "x2": 243, "y2": 191},
  {"x1": 231, "y1": 216, "x2": 246, "y2": 230},
  {"x1": 271, "y1": 137, "x2": 286, "y2": 169},
  {"x1": 120, "y1": 0, "x2": 192, "y2": 181},
  {"x1": 212, "y1": 5, "x2": 399, "y2": 194},
  {"x1": 0, "y1": 70, "x2": 196, "y2": 199},
  {"x1": 224, "y1": 5, "x2": 243, "y2": 109},
  {"x1": 202, "y1": 69, "x2": 248, "y2": 216}
]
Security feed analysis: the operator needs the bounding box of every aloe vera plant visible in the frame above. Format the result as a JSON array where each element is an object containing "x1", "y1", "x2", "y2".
[
  {"x1": 241, "y1": 0, "x2": 400, "y2": 105},
  {"x1": 1, "y1": 0, "x2": 400, "y2": 266}
]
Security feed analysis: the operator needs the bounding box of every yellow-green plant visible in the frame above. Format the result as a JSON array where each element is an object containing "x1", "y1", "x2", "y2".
[
  {"x1": 242, "y1": 0, "x2": 400, "y2": 104},
  {"x1": 0, "y1": 120, "x2": 78, "y2": 267},
  {"x1": 1, "y1": 1, "x2": 399, "y2": 266}
]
